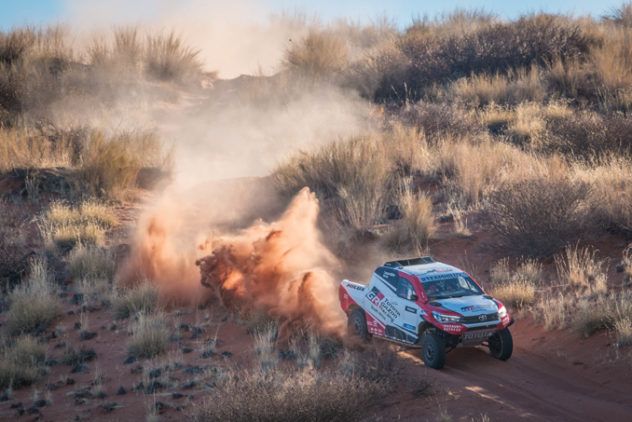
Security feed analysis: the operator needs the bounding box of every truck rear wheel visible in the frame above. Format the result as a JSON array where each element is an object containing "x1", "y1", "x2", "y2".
[
  {"x1": 488, "y1": 327, "x2": 513, "y2": 361},
  {"x1": 421, "y1": 332, "x2": 446, "y2": 369},
  {"x1": 348, "y1": 309, "x2": 370, "y2": 341}
]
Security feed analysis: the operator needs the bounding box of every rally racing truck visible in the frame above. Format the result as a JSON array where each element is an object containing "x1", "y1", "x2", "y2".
[{"x1": 339, "y1": 257, "x2": 514, "y2": 369}]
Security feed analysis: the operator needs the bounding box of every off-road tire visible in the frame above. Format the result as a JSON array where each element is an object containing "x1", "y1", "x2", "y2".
[
  {"x1": 488, "y1": 327, "x2": 513, "y2": 360},
  {"x1": 421, "y1": 331, "x2": 446, "y2": 369},
  {"x1": 348, "y1": 309, "x2": 370, "y2": 341}
]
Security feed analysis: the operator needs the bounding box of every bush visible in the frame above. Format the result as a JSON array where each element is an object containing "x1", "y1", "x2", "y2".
[
  {"x1": 486, "y1": 178, "x2": 590, "y2": 257},
  {"x1": 274, "y1": 136, "x2": 390, "y2": 230},
  {"x1": 5, "y1": 258, "x2": 61, "y2": 336},
  {"x1": 113, "y1": 282, "x2": 160, "y2": 319},
  {"x1": 0, "y1": 201, "x2": 29, "y2": 292},
  {"x1": 388, "y1": 14, "x2": 596, "y2": 101},
  {"x1": 555, "y1": 244, "x2": 607, "y2": 293},
  {"x1": 285, "y1": 30, "x2": 349, "y2": 79},
  {"x1": 489, "y1": 258, "x2": 540, "y2": 308},
  {"x1": 68, "y1": 243, "x2": 116, "y2": 282},
  {"x1": 145, "y1": 31, "x2": 202, "y2": 83},
  {"x1": 127, "y1": 312, "x2": 169, "y2": 359},
  {"x1": 383, "y1": 190, "x2": 434, "y2": 254},
  {"x1": 192, "y1": 343, "x2": 398, "y2": 422},
  {"x1": 81, "y1": 130, "x2": 163, "y2": 199},
  {"x1": 0, "y1": 335, "x2": 47, "y2": 389},
  {"x1": 38, "y1": 200, "x2": 117, "y2": 251}
]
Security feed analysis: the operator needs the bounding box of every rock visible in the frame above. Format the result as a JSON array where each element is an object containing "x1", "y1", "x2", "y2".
[
  {"x1": 71, "y1": 293, "x2": 84, "y2": 305},
  {"x1": 95, "y1": 391, "x2": 107, "y2": 399},
  {"x1": 183, "y1": 366, "x2": 203, "y2": 375},
  {"x1": 79, "y1": 331, "x2": 97, "y2": 341},
  {"x1": 31, "y1": 323, "x2": 47, "y2": 336},
  {"x1": 616, "y1": 264, "x2": 625, "y2": 273},
  {"x1": 149, "y1": 368, "x2": 162, "y2": 379},
  {"x1": 109, "y1": 324, "x2": 118, "y2": 331},
  {"x1": 26, "y1": 405, "x2": 40, "y2": 414},
  {"x1": 66, "y1": 378, "x2": 76, "y2": 385},
  {"x1": 101, "y1": 402, "x2": 119, "y2": 412},
  {"x1": 116, "y1": 386, "x2": 127, "y2": 395},
  {"x1": 45, "y1": 359, "x2": 59, "y2": 367},
  {"x1": 190, "y1": 326, "x2": 204, "y2": 339},
  {"x1": 145, "y1": 381, "x2": 164, "y2": 394},
  {"x1": 200, "y1": 349, "x2": 214, "y2": 359},
  {"x1": 0, "y1": 391, "x2": 9, "y2": 402},
  {"x1": 182, "y1": 381, "x2": 197, "y2": 390},
  {"x1": 182, "y1": 347, "x2": 193, "y2": 354},
  {"x1": 45, "y1": 383, "x2": 58, "y2": 391},
  {"x1": 10, "y1": 402, "x2": 23, "y2": 409},
  {"x1": 71, "y1": 363, "x2": 90, "y2": 373},
  {"x1": 221, "y1": 351, "x2": 232, "y2": 358},
  {"x1": 74, "y1": 322, "x2": 82, "y2": 330},
  {"x1": 172, "y1": 392, "x2": 184, "y2": 399},
  {"x1": 124, "y1": 356, "x2": 137, "y2": 365},
  {"x1": 155, "y1": 401, "x2": 166, "y2": 413},
  {"x1": 34, "y1": 399, "x2": 47, "y2": 407}
]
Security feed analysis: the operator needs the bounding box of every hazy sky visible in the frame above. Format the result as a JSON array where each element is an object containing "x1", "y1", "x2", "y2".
[{"x1": 0, "y1": 0, "x2": 627, "y2": 30}]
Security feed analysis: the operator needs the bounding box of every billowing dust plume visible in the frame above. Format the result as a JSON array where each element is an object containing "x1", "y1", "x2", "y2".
[
  {"x1": 196, "y1": 188, "x2": 346, "y2": 338},
  {"x1": 121, "y1": 186, "x2": 347, "y2": 338}
]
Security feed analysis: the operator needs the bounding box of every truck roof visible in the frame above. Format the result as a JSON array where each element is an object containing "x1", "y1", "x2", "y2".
[{"x1": 383, "y1": 257, "x2": 464, "y2": 281}]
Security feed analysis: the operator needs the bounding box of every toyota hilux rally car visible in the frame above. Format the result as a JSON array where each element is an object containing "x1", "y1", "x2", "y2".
[{"x1": 339, "y1": 257, "x2": 514, "y2": 369}]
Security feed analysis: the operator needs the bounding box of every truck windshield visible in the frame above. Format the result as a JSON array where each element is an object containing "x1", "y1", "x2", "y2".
[{"x1": 422, "y1": 275, "x2": 483, "y2": 299}]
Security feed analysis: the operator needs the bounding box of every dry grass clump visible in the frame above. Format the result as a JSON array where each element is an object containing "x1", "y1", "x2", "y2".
[
  {"x1": 90, "y1": 27, "x2": 203, "y2": 84},
  {"x1": 0, "y1": 127, "x2": 79, "y2": 171},
  {"x1": 390, "y1": 14, "x2": 595, "y2": 102},
  {"x1": 67, "y1": 243, "x2": 116, "y2": 282},
  {"x1": 555, "y1": 244, "x2": 608, "y2": 293},
  {"x1": 285, "y1": 29, "x2": 349, "y2": 78},
  {"x1": 0, "y1": 335, "x2": 47, "y2": 389},
  {"x1": 449, "y1": 66, "x2": 546, "y2": 107},
  {"x1": 38, "y1": 200, "x2": 117, "y2": 250},
  {"x1": 5, "y1": 258, "x2": 61, "y2": 336},
  {"x1": 486, "y1": 178, "x2": 589, "y2": 257},
  {"x1": 383, "y1": 189, "x2": 434, "y2": 254},
  {"x1": 0, "y1": 201, "x2": 29, "y2": 291},
  {"x1": 81, "y1": 130, "x2": 164, "y2": 199},
  {"x1": 274, "y1": 135, "x2": 390, "y2": 230},
  {"x1": 127, "y1": 312, "x2": 169, "y2": 359},
  {"x1": 192, "y1": 334, "x2": 400, "y2": 422},
  {"x1": 575, "y1": 157, "x2": 632, "y2": 236},
  {"x1": 489, "y1": 258, "x2": 540, "y2": 308},
  {"x1": 113, "y1": 282, "x2": 160, "y2": 319}
]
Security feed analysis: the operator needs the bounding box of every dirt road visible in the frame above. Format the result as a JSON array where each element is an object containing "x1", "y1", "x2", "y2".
[{"x1": 382, "y1": 318, "x2": 632, "y2": 421}]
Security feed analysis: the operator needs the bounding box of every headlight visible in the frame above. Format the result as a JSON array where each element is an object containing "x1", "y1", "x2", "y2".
[
  {"x1": 432, "y1": 311, "x2": 462, "y2": 323},
  {"x1": 498, "y1": 305, "x2": 507, "y2": 318}
]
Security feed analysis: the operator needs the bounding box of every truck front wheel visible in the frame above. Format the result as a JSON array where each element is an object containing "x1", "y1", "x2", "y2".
[
  {"x1": 348, "y1": 309, "x2": 370, "y2": 341},
  {"x1": 421, "y1": 331, "x2": 446, "y2": 369},
  {"x1": 488, "y1": 327, "x2": 513, "y2": 361}
]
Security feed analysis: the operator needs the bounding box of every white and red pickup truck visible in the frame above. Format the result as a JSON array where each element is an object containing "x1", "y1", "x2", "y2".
[{"x1": 339, "y1": 257, "x2": 514, "y2": 369}]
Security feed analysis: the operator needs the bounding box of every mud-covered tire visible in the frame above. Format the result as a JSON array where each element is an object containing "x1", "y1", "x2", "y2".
[
  {"x1": 421, "y1": 331, "x2": 446, "y2": 369},
  {"x1": 488, "y1": 327, "x2": 513, "y2": 361},
  {"x1": 347, "y1": 309, "x2": 370, "y2": 341}
]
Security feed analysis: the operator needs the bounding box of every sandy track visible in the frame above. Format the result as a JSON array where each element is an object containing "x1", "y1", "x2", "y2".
[{"x1": 386, "y1": 318, "x2": 632, "y2": 421}]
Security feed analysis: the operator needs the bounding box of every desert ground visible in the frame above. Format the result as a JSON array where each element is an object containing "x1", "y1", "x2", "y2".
[{"x1": 2, "y1": 3, "x2": 632, "y2": 422}]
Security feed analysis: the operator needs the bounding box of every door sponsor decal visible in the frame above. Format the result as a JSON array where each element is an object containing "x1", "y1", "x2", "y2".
[{"x1": 366, "y1": 286, "x2": 400, "y2": 322}]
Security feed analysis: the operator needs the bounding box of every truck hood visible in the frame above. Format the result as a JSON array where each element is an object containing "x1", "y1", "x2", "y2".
[{"x1": 433, "y1": 295, "x2": 498, "y2": 316}]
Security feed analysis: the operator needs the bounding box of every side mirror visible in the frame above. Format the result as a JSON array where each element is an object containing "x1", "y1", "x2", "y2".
[{"x1": 409, "y1": 294, "x2": 418, "y2": 302}]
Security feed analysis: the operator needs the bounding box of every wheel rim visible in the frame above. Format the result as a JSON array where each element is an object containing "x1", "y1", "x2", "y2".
[
  {"x1": 489, "y1": 334, "x2": 501, "y2": 355},
  {"x1": 425, "y1": 342, "x2": 435, "y2": 362}
]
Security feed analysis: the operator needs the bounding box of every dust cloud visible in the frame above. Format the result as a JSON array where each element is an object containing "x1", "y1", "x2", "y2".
[{"x1": 58, "y1": 0, "x2": 373, "y2": 334}]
